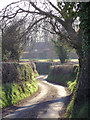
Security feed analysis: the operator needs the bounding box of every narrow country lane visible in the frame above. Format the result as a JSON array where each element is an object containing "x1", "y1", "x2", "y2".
[{"x1": 3, "y1": 75, "x2": 68, "y2": 118}]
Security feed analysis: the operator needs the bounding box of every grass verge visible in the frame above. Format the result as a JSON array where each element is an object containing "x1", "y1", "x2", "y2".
[
  {"x1": 1, "y1": 62, "x2": 38, "y2": 108},
  {"x1": 1, "y1": 79, "x2": 38, "y2": 108}
]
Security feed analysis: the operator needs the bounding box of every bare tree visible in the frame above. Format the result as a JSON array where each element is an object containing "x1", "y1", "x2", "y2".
[
  {"x1": 1, "y1": 1, "x2": 81, "y2": 47},
  {"x1": 0, "y1": 1, "x2": 88, "y2": 107}
]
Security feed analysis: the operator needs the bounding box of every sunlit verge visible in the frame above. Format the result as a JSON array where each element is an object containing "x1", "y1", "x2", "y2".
[
  {"x1": 1, "y1": 63, "x2": 38, "y2": 108},
  {"x1": 1, "y1": 78, "x2": 38, "y2": 108}
]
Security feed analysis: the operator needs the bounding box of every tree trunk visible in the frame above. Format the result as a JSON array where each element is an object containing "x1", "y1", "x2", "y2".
[
  {"x1": 74, "y1": 48, "x2": 88, "y2": 105},
  {"x1": 59, "y1": 46, "x2": 67, "y2": 64}
]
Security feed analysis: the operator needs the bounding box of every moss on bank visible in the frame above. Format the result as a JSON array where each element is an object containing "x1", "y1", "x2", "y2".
[
  {"x1": 1, "y1": 62, "x2": 38, "y2": 108},
  {"x1": 65, "y1": 70, "x2": 88, "y2": 119},
  {"x1": 1, "y1": 79, "x2": 38, "y2": 108}
]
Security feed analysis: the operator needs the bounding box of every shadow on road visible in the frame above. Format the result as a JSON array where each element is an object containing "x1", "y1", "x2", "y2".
[{"x1": 17, "y1": 95, "x2": 71, "y2": 118}]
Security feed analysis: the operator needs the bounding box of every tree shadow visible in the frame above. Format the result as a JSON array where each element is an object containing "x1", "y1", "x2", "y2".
[{"x1": 13, "y1": 95, "x2": 71, "y2": 118}]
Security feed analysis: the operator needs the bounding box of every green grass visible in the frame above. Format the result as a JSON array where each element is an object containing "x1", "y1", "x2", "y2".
[
  {"x1": 1, "y1": 79, "x2": 38, "y2": 108},
  {"x1": 65, "y1": 95, "x2": 75, "y2": 118},
  {"x1": 1, "y1": 62, "x2": 38, "y2": 108},
  {"x1": 70, "y1": 59, "x2": 78, "y2": 62},
  {"x1": 36, "y1": 59, "x2": 60, "y2": 62},
  {"x1": 34, "y1": 73, "x2": 39, "y2": 78},
  {"x1": 20, "y1": 58, "x2": 78, "y2": 63},
  {"x1": 20, "y1": 58, "x2": 60, "y2": 63},
  {"x1": 20, "y1": 59, "x2": 30, "y2": 61},
  {"x1": 67, "y1": 80, "x2": 77, "y2": 92}
]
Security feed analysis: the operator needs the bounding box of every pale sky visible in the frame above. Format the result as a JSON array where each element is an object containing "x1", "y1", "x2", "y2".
[
  {"x1": 0, "y1": 0, "x2": 57, "y2": 11},
  {"x1": 0, "y1": 0, "x2": 18, "y2": 10},
  {"x1": 0, "y1": 0, "x2": 89, "y2": 11}
]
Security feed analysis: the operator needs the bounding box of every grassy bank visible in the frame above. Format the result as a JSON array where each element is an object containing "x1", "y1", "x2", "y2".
[
  {"x1": 1, "y1": 62, "x2": 38, "y2": 108},
  {"x1": 47, "y1": 65, "x2": 78, "y2": 88},
  {"x1": 1, "y1": 78, "x2": 38, "y2": 108}
]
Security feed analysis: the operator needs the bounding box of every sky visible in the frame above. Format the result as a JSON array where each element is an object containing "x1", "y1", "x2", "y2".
[
  {"x1": 0, "y1": 0, "x2": 89, "y2": 10},
  {"x1": 0, "y1": 0, "x2": 18, "y2": 10},
  {"x1": 0, "y1": 0, "x2": 57, "y2": 11},
  {"x1": 0, "y1": 0, "x2": 88, "y2": 11}
]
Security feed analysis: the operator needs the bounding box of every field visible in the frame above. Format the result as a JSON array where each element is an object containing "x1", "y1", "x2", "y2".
[{"x1": 20, "y1": 58, "x2": 78, "y2": 63}]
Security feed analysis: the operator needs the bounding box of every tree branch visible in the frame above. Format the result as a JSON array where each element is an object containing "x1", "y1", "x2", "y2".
[
  {"x1": 42, "y1": 27, "x2": 56, "y2": 34},
  {"x1": 48, "y1": 1, "x2": 63, "y2": 16},
  {"x1": 17, "y1": 16, "x2": 47, "y2": 41},
  {"x1": 30, "y1": 1, "x2": 66, "y2": 27}
]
